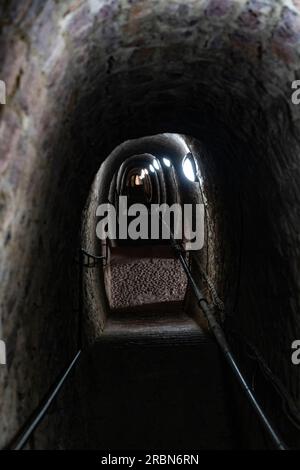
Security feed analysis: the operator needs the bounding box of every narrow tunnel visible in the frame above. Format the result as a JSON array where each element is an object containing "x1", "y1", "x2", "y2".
[{"x1": 1, "y1": 0, "x2": 300, "y2": 451}]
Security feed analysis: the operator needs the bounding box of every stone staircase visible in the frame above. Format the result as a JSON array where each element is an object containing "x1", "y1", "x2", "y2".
[{"x1": 82, "y1": 306, "x2": 238, "y2": 449}]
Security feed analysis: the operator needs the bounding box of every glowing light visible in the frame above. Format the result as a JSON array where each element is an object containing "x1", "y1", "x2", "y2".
[
  {"x1": 153, "y1": 160, "x2": 159, "y2": 170},
  {"x1": 135, "y1": 175, "x2": 143, "y2": 185},
  {"x1": 163, "y1": 158, "x2": 171, "y2": 167},
  {"x1": 140, "y1": 168, "x2": 149, "y2": 179},
  {"x1": 183, "y1": 155, "x2": 196, "y2": 182},
  {"x1": 149, "y1": 164, "x2": 155, "y2": 173}
]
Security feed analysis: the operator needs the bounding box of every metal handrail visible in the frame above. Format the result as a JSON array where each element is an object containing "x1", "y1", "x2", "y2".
[
  {"x1": 81, "y1": 248, "x2": 106, "y2": 267},
  {"x1": 9, "y1": 350, "x2": 81, "y2": 450},
  {"x1": 6, "y1": 237, "x2": 287, "y2": 450},
  {"x1": 172, "y1": 240, "x2": 287, "y2": 450},
  {"x1": 7, "y1": 247, "x2": 104, "y2": 450}
]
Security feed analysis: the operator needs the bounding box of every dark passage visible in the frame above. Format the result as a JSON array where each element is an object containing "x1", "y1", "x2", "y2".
[
  {"x1": 84, "y1": 307, "x2": 236, "y2": 450},
  {"x1": 79, "y1": 147, "x2": 239, "y2": 450}
]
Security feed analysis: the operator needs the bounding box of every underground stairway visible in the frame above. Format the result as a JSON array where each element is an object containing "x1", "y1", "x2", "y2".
[
  {"x1": 81, "y1": 149, "x2": 236, "y2": 450},
  {"x1": 1, "y1": 0, "x2": 300, "y2": 451}
]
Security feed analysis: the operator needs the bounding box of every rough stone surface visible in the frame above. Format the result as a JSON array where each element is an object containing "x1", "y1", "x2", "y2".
[
  {"x1": 0, "y1": 0, "x2": 300, "y2": 449},
  {"x1": 106, "y1": 257, "x2": 187, "y2": 309}
]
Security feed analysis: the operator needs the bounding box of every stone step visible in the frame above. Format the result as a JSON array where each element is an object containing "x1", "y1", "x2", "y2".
[
  {"x1": 81, "y1": 310, "x2": 237, "y2": 449},
  {"x1": 101, "y1": 307, "x2": 205, "y2": 345},
  {"x1": 105, "y1": 257, "x2": 187, "y2": 310}
]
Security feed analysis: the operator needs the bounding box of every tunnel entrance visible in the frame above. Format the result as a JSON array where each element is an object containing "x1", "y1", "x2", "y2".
[
  {"x1": 75, "y1": 133, "x2": 239, "y2": 449},
  {"x1": 82, "y1": 133, "x2": 206, "y2": 315},
  {"x1": 92, "y1": 136, "x2": 193, "y2": 310}
]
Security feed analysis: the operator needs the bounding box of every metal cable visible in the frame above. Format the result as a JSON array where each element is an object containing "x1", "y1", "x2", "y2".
[
  {"x1": 171, "y1": 240, "x2": 287, "y2": 450},
  {"x1": 10, "y1": 350, "x2": 81, "y2": 450},
  {"x1": 192, "y1": 249, "x2": 300, "y2": 433}
]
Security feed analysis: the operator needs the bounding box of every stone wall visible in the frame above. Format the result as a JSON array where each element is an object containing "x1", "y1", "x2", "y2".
[{"x1": 1, "y1": 0, "x2": 300, "y2": 448}]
